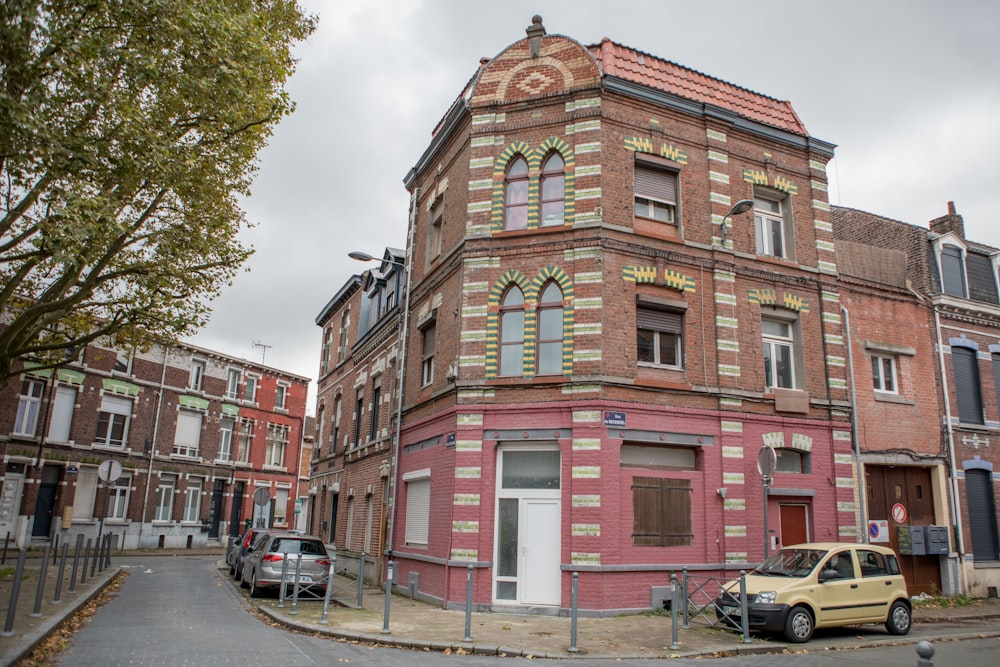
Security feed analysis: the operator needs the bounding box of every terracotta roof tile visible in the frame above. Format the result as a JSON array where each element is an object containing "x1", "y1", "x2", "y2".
[{"x1": 589, "y1": 39, "x2": 808, "y2": 136}]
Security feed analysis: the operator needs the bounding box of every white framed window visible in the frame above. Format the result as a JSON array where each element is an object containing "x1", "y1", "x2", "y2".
[
  {"x1": 108, "y1": 473, "x2": 132, "y2": 519},
  {"x1": 537, "y1": 282, "x2": 564, "y2": 375},
  {"x1": 403, "y1": 469, "x2": 431, "y2": 546},
  {"x1": 871, "y1": 354, "x2": 897, "y2": 393},
  {"x1": 154, "y1": 475, "x2": 176, "y2": 521},
  {"x1": 637, "y1": 306, "x2": 683, "y2": 368},
  {"x1": 95, "y1": 394, "x2": 132, "y2": 448},
  {"x1": 754, "y1": 195, "x2": 789, "y2": 259},
  {"x1": 338, "y1": 311, "x2": 349, "y2": 363},
  {"x1": 275, "y1": 382, "x2": 289, "y2": 410},
  {"x1": 633, "y1": 163, "x2": 677, "y2": 224},
  {"x1": 47, "y1": 385, "x2": 77, "y2": 443},
  {"x1": 237, "y1": 418, "x2": 254, "y2": 464},
  {"x1": 243, "y1": 373, "x2": 259, "y2": 402},
  {"x1": 14, "y1": 378, "x2": 45, "y2": 436},
  {"x1": 218, "y1": 416, "x2": 234, "y2": 462},
  {"x1": 429, "y1": 203, "x2": 443, "y2": 258},
  {"x1": 499, "y1": 286, "x2": 525, "y2": 377},
  {"x1": 225, "y1": 368, "x2": 241, "y2": 400},
  {"x1": 762, "y1": 318, "x2": 796, "y2": 389},
  {"x1": 368, "y1": 382, "x2": 381, "y2": 442},
  {"x1": 183, "y1": 478, "x2": 202, "y2": 522},
  {"x1": 189, "y1": 359, "x2": 206, "y2": 391},
  {"x1": 172, "y1": 409, "x2": 202, "y2": 458},
  {"x1": 73, "y1": 467, "x2": 98, "y2": 521},
  {"x1": 274, "y1": 487, "x2": 288, "y2": 525},
  {"x1": 940, "y1": 243, "x2": 968, "y2": 298},
  {"x1": 321, "y1": 328, "x2": 332, "y2": 376},
  {"x1": 421, "y1": 324, "x2": 435, "y2": 386},
  {"x1": 265, "y1": 423, "x2": 288, "y2": 467},
  {"x1": 540, "y1": 152, "x2": 565, "y2": 226},
  {"x1": 114, "y1": 349, "x2": 132, "y2": 374}
]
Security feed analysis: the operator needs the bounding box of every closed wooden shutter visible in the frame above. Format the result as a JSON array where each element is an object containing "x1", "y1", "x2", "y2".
[
  {"x1": 966, "y1": 469, "x2": 1000, "y2": 561},
  {"x1": 967, "y1": 252, "x2": 1000, "y2": 304},
  {"x1": 632, "y1": 476, "x2": 692, "y2": 546},
  {"x1": 952, "y1": 346, "x2": 984, "y2": 424},
  {"x1": 634, "y1": 166, "x2": 677, "y2": 204}
]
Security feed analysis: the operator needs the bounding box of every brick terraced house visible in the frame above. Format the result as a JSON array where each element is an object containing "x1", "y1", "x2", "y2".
[
  {"x1": 384, "y1": 17, "x2": 858, "y2": 613},
  {"x1": 0, "y1": 339, "x2": 309, "y2": 550}
]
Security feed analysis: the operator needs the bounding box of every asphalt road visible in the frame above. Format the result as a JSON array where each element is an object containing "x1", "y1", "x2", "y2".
[{"x1": 52, "y1": 554, "x2": 1000, "y2": 666}]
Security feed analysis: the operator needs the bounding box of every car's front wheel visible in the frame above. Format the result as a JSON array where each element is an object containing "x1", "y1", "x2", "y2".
[
  {"x1": 885, "y1": 600, "x2": 911, "y2": 635},
  {"x1": 784, "y1": 605, "x2": 814, "y2": 643}
]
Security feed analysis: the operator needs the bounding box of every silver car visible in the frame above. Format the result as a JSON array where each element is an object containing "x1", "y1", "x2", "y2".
[{"x1": 240, "y1": 534, "x2": 331, "y2": 597}]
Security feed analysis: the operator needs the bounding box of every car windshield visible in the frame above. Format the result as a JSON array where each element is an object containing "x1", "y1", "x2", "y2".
[
  {"x1": 753, "y1": 548, "x2": 825, "y2": 577},
  {"x1": 268, "y1": 538, "x2": 326, "y2": 556}
]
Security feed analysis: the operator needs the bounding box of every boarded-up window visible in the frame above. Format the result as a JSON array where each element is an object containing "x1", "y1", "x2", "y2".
[{"x1": 631, "y1": 476, "x2": 692, "y2": 546}]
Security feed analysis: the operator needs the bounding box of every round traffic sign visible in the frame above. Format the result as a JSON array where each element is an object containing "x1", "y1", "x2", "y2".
[
  {"x1": 756, "y1": 445, "x2": 777, "y2": 477},
  {"x1": 253, "y1": 487, "x2": 271, "y2": 507},
  {"x1": 97, "y1": 459, "x2": 122, "y2": 483},
  {"x1": 891, "y1": 503, "x2": 907, "y2": 523}
]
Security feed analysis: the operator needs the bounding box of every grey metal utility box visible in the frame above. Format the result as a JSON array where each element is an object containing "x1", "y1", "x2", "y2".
[
  {"x1": 898, "y1": 525, "x2": 926, "y2": 555},
  {"x1": 923, "y1": 525, "x2": 950, "y2": 555}
]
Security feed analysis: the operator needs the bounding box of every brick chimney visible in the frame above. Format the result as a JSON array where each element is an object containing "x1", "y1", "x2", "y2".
[
  {"x1": 526, "y1": 15, "x2": 546, "y2": 57},
  {"x1": 929, "y1": 201, "x2": 965, "y2": 240}
]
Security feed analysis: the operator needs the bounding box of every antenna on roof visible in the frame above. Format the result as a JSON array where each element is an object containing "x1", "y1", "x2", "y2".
[{"x1": 252, "y1": 340, "x2": 272, "y2": 364}]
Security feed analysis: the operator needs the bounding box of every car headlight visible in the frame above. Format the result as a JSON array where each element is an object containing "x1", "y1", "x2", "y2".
[{"x1": 755, "y1": 591, "x2": 777, "y2": 604}]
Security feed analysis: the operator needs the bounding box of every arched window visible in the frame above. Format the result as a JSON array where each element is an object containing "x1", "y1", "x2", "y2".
[
  {"x1": 536, "y1": 282, "x2": 564, "y2": 375},
  {"x1": 504, "y1": 156, "x2": 529, "y2": 231},
  {"x1": 539, "y1": 153, "x2": 565, "y2": 227},
  {"x1": 499, "y1": 286, "x2": 525, "y2": 376}
]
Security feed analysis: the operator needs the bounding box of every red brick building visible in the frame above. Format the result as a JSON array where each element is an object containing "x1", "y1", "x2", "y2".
[
  {"x1": 387, "y1": 18, "x2": 856, "y2": 612},
  {"x1": 310, "y1": 249, "x2": 404, "y2": 574},
  {"x1": 0, "y1": 339, "x2": 309, "y2": 550},
  {"x1": 834, "y1": 203, "x2": 1000, "y2": 598}
]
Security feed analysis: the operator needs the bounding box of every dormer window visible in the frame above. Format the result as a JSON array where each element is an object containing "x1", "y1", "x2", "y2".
[{"x1": 940, "y1": 243, "x2": 967, "y2": 298}]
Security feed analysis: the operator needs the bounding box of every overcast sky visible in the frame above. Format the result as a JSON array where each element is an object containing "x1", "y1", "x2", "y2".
[{"x1": 186, "y1": 0, "x2": 1000, "y2": 412}]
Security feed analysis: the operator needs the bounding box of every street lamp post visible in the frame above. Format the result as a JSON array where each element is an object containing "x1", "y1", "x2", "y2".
[
  {"x1": 719, "y1": 198, "x2": 754, "y2": 247},
  {"x1": 348, "y1": 248, "x2": 412, "y2": 566}
]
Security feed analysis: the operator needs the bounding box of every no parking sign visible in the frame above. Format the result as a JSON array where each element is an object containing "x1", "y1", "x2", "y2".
[{"x1": 868, "y1": 519, "x2": 889, "y2": 543}]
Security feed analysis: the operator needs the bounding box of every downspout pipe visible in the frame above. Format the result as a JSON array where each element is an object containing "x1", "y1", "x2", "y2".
[
  {"x1": 841, "y1": 305, "x2": 868, "y2": 542},
  {"x1": 385, "y1": 186, "x2": 419, "y2": 566},
  {"x1": 933, "y1": 305, "x2": 965, "y2": 596}
]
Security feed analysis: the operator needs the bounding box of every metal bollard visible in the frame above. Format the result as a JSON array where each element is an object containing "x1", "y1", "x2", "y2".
[
  {"x1": 739, "y1": 570, "x2": 750, "y2": 643},
  {"x1": 30, "y1": 543, "x2": 52, "y2": 617},
  {"x1": 277, "y1": 553, "x2": 290, "y2": 607},
  {"x1": 53, "y1": 544, "x2": 69, "y2": 604},
  {"x1": 1, "y1": 549, "x2": 28, "y2": 636},
  {"x1": 356, "y1": 552, "x2": 365, "y2": 609},
  {"x1": 670, "y1": 572, "x2": 679, "y2": 650},
  {"x1": 463, "y1": 564, "x2": 474, "y2": 642},
  {"x1": 290, "y1": 554, "x2": 303, "y2": 615},
  {"x1": 1, "y1": 532, "x2": 9, "y2": 565},
  {"x1": 381, "y1": 559, "x2": 394, "y2": 634},
  {"x1": 916, "y1": 640, "x2": 934, "y2": 667},
  {"x1": 320, "y1": 553, "x2": 336, "y2": 625},
  {"x1": 69, "y1": 541, "x2": 82, "y2": 593},
  {"x1": 568, "y1": 572, "x2": 580, "y2": 653},
  {"x1": 80, "y1": 538, "x2": 91, "y2": 585},
  {"x1": 52, "y1": 534, "x2": 60, "y2": 564},
  {"x1": 681, "y1": 567, "x2": 690, "y2": 629}
]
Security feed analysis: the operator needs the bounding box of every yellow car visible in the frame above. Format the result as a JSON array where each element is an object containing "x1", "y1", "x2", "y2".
[{"x1": 715, "y1": 542, "x2": 911, "y2": 642}]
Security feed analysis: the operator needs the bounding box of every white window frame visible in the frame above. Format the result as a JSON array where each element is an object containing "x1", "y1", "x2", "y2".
[
  {"x1": 218, "y1": 416, "x2": 234, "y2": 462},
  {"x1": 633, "y1": 163, "x2": 677, "y2": 224},
  {"x1": 107, "y1": 473, "x2": 132, "y2": 520},
  {"x1": 183, "y1": 478, "x2": 202, "y2": 522},
  {"x1": 225, "y1": 368, "x2": 241, "y2": 400},
  {"x1": 243, "y1": 373, "x2": 259, "y2": 403},
  {"x1": 73, "y1": 467, "x2": 98, "y2": 521},
  {"x1": 754, "y1": 194, "x2": 788, "y2": 259},
  {"x1": 274, "y1": 487, "x2": 289, "y2": 525},
  {"x1": 189, "y1": 358, "x2": 206, "y2": 392},
  {"x1": 154, "y1": 475, "x2": 177, "y2": 522},
  {"x1": 871, "y1": 354, "x2": 898, "y2": 394},
  {"x1": 403, "y1": 469, "x2": 431, "y2": 546},
  {"x1": 762, "y1": 317, "x2": 797, "y2": 390},
  {"x1": 95, "y1": 394, "x2": 133, "y2": 449},
  {"x1": 265, "y1": 423, "x2": 288, "y2": 468},
  {"x1": 237, "y1": 418, "x2": 254, "y2": 464},
  {"x1": 275, "y1": 381, "x2": 289, "y2": 411},
  {"x1": 14, "y1": 377, "x2": 45, "y2": 436},
  {"x1": 47, "y1": 385, "x2": 76, "y2": 443},
  {"x1": 172, "y1": 408, "x2": 203, "y2": 458}
]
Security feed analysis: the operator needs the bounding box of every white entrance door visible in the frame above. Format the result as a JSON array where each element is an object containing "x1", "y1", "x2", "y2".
[
  {"x1": 521, "y1": 499, "x2": 561, "y2": 605},
  {"x1": 494, "y1": 446, "x2": 562, "y2": 607}
]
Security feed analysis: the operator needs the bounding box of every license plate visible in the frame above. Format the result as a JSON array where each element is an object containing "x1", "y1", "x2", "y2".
[
  {"x1": 722, "y1": 605, "x2": 738, "y2": 615},
  {"x1": 298, "y1": 575, "x2": 312, "y2": 582}
]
